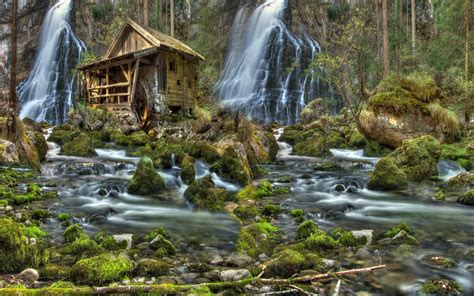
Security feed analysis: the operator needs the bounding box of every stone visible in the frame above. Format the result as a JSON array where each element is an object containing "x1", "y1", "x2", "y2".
[
  {"x1": 209, "y1": 255, "x2": 224, "y2": 266},
  {"x1": 112, "y1": 234, "x2": 133, "y2": 250},
  {"x1": 180, "y1": 272, "x2": 200, "y2": 284},
  {"x1": 19, "y1": 268, "x2": 39, "y2": 283},
  {"x1": 355, "y1": 247, "x2": 372, "y2": 259},
  {"x1": 321, "y1": 258, "x2": 338, "y2": 270},
  {"x1": 128, "y1": 157, "x2": 165, "y2": 195},
  {"x1": 351, "y1": 230, "x2": 374, "y2": 246},
  {"x1": 225, "y1": 252, "x2": 254, "y2": 267},
  {"x1": 0, "y1": 139, "x2": 20, "y2": 164},
  {"x1": 202, "y1": 270, "x2": 220, "y2": 282},
  {"x1": 391, "y1": 230, "x2": 419, "y2": 245},
  {"x1": 219, "y1": 269, "x2": 251, "y2": 282}
]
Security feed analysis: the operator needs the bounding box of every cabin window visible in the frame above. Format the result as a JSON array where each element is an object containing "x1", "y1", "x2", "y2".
[{"x1": 169, "y1": 60, "x2": 176, "y2": 72}]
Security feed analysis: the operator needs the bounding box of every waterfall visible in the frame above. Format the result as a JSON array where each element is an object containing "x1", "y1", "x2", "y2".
[
  {"x1": 215, "y1": 0, "x2": 333, "y2": 125},
  {"x1": 18, "y1": 0, "x2": 85, "y2": 125}
]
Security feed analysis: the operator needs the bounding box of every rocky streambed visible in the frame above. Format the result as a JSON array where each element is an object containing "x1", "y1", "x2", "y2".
[{"x1": 0, "y1": 126, "x2": 473, "y2": 295}]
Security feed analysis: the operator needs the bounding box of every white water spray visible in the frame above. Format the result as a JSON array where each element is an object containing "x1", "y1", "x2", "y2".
[
  {"x1": 18, "y1": 0, "x2": 85, "y2": 125},
  {"x1": 216, "y1": 0, "x2": 333, "y2": 125}
]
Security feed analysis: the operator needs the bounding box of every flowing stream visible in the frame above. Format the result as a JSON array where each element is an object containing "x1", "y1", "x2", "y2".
[
  {"x1": 18, "y1": 0, "x2": 85, "y2": 125},
  {"x1": 216, "y1": 0, "x2": 334, "y2": 125}
]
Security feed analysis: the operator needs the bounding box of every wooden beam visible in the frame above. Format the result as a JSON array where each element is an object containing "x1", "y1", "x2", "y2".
[
  {"x1": 106, "y1": 67, "x2": 109, "y2": 104},
  {"x1": 90, "y1": 93, "x2": 131, "y2": 99},
  {"x1": 89, "y1": 82, "x2": 130, "y2": 90},
  {"x1": 120, "y1": 64, "x2": 129, "y2": 82},
  {"x1": 130, "y1": 58, "x2": 140, "y2": 105}
]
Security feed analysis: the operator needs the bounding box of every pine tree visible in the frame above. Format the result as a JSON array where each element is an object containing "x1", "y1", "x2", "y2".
[{"x1": 382, "y1": 0, "x2": 390, "y2": 77}]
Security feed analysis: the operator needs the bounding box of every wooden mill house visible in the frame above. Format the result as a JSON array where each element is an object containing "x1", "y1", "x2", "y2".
[{"x1": 79, "y1": 18, "x2": 204, "y2": 126}]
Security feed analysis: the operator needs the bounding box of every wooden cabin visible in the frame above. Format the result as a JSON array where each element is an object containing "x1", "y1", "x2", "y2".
[{"x1": 79, "y1": 18, "x2": 204, "y2": 126}]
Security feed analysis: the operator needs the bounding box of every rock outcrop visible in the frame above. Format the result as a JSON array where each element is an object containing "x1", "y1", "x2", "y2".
[{"x1": 358, "y1": 73, "x2": 461, "y2": 148}]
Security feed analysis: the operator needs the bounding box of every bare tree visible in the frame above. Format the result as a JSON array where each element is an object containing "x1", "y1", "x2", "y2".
[
  {"x1": 7, "y1": 0, "x2": 18, "y2": 137},
  {"x1": 411, "y1": 0, "x2": 416, "y2": 53},
  {"x1": 465, "y1": 0, "x2": 471, "y2": 122},
  {"x1": 382, "y1": 0, "x2": 390, "y2": 77},
  {"x1": 143, "y1": 0, "x2": 149, "y2": 27},
  {"x1": 170, "y1": 0, "x2": 175, "y2": 37}
]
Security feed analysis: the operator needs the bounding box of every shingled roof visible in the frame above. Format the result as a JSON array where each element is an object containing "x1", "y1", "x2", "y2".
[{"x1": 104, "y1": 18, "x2": 205, "y2": 60}]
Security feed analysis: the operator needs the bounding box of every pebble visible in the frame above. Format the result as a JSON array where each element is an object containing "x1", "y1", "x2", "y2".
[
  {"x1": 356, "y1": 247, "x2": 372, "y2": 259},
  {"x1": 220, "y1": 269, "x2": 251, "y2": 281},
  {"x1": 226, "y1": 252, "x2": 253, "y2": 267},
  {"x1": 321, "y1": 258, "x2": 338, "y2": 270},
  {"x1": 180, "y1": 272, "x2": 201, "y2": 284},
  {"x1": 209, "y1": 255, "x2": 224, "y2": 265},
  {"x1": 19, "y1": 268, "x2": 39, "y2": 283}
]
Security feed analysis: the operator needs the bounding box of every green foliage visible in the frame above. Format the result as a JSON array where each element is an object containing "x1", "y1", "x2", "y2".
[
  {"x1": 237, "y1": 180, "x2": 273, "y2": 201},
  {"x1": 57, "y1": 213, "x2": 71, "y2": 222},
  {"x1": 290, "y1": 209, "x2": 305, "y2": 218},
  {"x1": 70, "y1": 253, "x2": 134, "y2": 285},
  {"x1": 23, "y1": 226, "x2": 46, "y2": 239}
]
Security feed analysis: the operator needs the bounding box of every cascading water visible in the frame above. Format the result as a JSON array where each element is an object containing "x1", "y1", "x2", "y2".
[
  {"x1": 18, "y1": 0, "x2": 85, "y2": 125},
  {"x1": 216, "y1": 0, "x2": 334, "y2": 125}
]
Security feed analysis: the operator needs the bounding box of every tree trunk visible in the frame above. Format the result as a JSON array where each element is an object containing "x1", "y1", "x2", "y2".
[
  {"x1": 465, "y1": 0, "x2": 471, "y2": 122},
  {"x1": 170, "y1": 0, "x2": 175, "y2": 37},
  {"x1": 8, "y1": 0, "x2": 18, "y2": 137},
  {"x1": 411, "y1": 0, "x2": 416, "y2": 53},
  {"x1": 382, "y1": 0, "x2": 390, "y2": 77},
  {"x1": 159, "y1": 0, "x2": 163, "y2": 29},
  {"x1": 143, "y1": 0, "x2": 149, "y2": 27}
]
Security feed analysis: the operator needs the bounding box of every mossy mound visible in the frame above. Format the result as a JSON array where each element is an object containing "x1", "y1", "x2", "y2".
[
  {"x1": 421, "y1": 279, "x2": 463, "y2": 295},
  {"x1": 128, "y1": 157, "x2": 165, "y2": 195},
  {"x1": 386, "y1": 223, "x2": 414, "y2": 238},
  {"x1": 265, "y1": 249, "x2": 305, "y2": 278},
  {"x1": 359, "y1": 73, "x2": 460, "y2": 148},
  {"x1": 68, "y1": 235, "x2": 100, "y2": 255},
  {"x1": 63, "y1": 224, "x2": 84, "y2": 243},
  {"x1": 61, "y1": 133, "x2": 97, "y2": 157},
  {"x1": 447, "y1": 172, "x2": 474, "y2": 187},
  {"x1": 48, "y1": 125, "x2": 80, "y2": 146},
  {"x1": 305, "y1": 230, "x2": 338, "y2": 251},
  {"x1": 457, "y1": 189, "x2": 474, "y2": 206},
  {"x1": 331, "y1": 228, "x2": 367, "y2": 247},
  {"x1": 211, "y1": 146, "x2": 252, "y2": 185},
  {"x1": 28, "y1": 130, "x2": 48, "y2": 161},
  {"x1": 111, "y1": 130, "x2": 150, "y2": 147},
  {"x1": 237, "y1": 222, "x2": 279, "y2": 257},
  {"x1": 180, "y1": 155, "x2": 195, "y2": 184},
  {"x1": 441, "y1": 144, "x2": 473, "y2": 170},
  {"x1": 236, "y1": 180, "x2": 273, "y2": 201},
  {"x1": 296, "y1": 220, "x2": 319, "y2": 239},
  {"x1": 368, "y1": 157, "x2": 408, "y2": 191},
  {"x1": 184, "y1": 176, "x2": 230, "y2": 211},
  {"x1": 0, "y1": 218, "x2": 42, "y2": 273},
  {"x1": 135, "y1": 259, "x2": 169, "y2": 277},
  {"x1": 70, "y1": 253, "x2": 134, "y2": 285}
]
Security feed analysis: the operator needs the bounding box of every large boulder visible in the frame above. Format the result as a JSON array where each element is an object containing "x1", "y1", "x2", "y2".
[
  {"x1": 70, "y1": 253, "x2": 134, "y2": 285},
  {"x1": 358, "y1": 73, "x2": 460, "y2": 148},
  {"x1": 368, "y1": 135, "x2": 441, "y2": 190},
  {"x1": 128, "y1": 157, "x2": 165, "y2": 195},
  {"x1": 183, "y1": 175, "x2": 230, "y2": 211},
  {"x1": 61, "y1": 133, "x2": 97, "y2": 157},
  {"x1": 300, "y1": 98, "x2": 330, "y2": 124}
]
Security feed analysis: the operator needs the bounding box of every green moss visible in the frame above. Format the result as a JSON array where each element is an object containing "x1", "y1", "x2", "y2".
[
  {"x1": 369, "y1": 87, "x2": 424, "y2": 115},
  {"x1": 42, "y1": 264, "x2": 71, "y2": 280},
  {"x1": 0, "y1": 199, "x2": 8, "y2": 207},
  {"x1": 98, "y1": 235, "x2": 127, "y2": 251},
  {"x1": 185, "y1": 286, "x2": 213, "y2": 295},
  {"x1": 457, "y1": 189, "x2": 474, "y2": 206},
  {"x1": 70, "y1": 253, "x2": 134, "y2": 285},
  {"x1": 305, "y1": 231, "x2": 338, "y2": 251},
  {"x1": 296, "y1": 220, "x2": 319, "y2": 239},
  {"x1": 290, "y1": 209, "x2": 304, "y2": 218},
  {"x1": 237, "y1": 180, "x2": 273, "y2": 201},
  {"x1": 128, "y1": 157, "x2": 166, "y2": 195},
  {"x1": 313, "y1": 162, "x2": 343, "y2": 171},
  {"x1": 262, "y1": 204, "x2": 281, "y2": 216},
  {"x1": 433, "y1": 187, "x2": 445, "y2": 201},
  {"x1": 180, "y1": 156, "x2": 195, "y2": 185},
  {"x1": 23, "y1": 226, "x2": 46, "y2": 239},
  {"x1": 386, "y1": 223, "x2": 414, "y2": 238},
  {"x1": 57, "y1": 213, "x2": 70, "y2": 221},
  {"x1": 61, "y1": 133, "x2": 97, "y2": 157},
  {"x1": 184, "y1": 176, "x2": 230, "y2": 211},
  {"x1": 63, "y1": 224, "x2": 84, "y2": 243},
  {"x1": 69, "y1": 235, "x2": 100, "y2": 255},
  {"x1": 237, "y1": 222, "x2": 279, "y2": 257},
  {"x1": 49, "y1": 281, "x2": 76, "y2": 289},
  {"x1": 135, "y1": 259, "x2": 169, "y2": 277},
  {"x1": 149, "y1": 234, "x2": 176, "y2": 255},
  {"x1": 331, "y1": 228, "x2": 367, "y2": 247},
  {"x1": 293, "y1": 134, "x2": 327, "y2": 157},
  {"x1": 33, "y1": 209, "x2": 49, "y2": 220},
  {"x1": 265, "y1": 249, "x2": 305, "y2": 278},
  {"x1": 368, "y1": 157, "x2": 408, "y2": 191},
  {"x1": 29, "y1": 131, "x2": 48, "y2": 161},
  {"x1": 128, "y1": 130, "x2": 150, "y2": 146},
  {"x1": 421, "y1": 279, "x2": 463, "y2": 295},
  {"x1": 234, "y1": 204, "x2": 259, "y2": 219},
  {"x1": 279, "y1": 128, "x2": 305, "y2": 145},
  {"x1": 424, "y1": 255, "x2": 456, "y2": 268},
  {"x1": 48, "y1": 125, "x2": 80, "y2": 145},
  {"x1": 0, "y1": 218, "x2": 41, "y2": 273},
  {"x1": 348, "y1": 130, "x2": 367, "y2": 148},
  {"x1": 144, "y1": 227, "x2": 169, "y2": 242},
  {"x1": 212, "y1": 146, "x2": 252, "y2": 185}
]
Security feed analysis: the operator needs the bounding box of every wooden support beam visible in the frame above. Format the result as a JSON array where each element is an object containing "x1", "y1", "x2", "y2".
[
  {"x1": 90, "y1": 93, "x2": 131, "y2": 99},
  {"x1": 120, "y1": 64, "x2": 130, "y2": 82},
  {"x1": 106, "y1": 67, "x2": 109, "y2": 104},
  {"x1": 89, "y1": 82, "x2": 130, "y2": 90},
  {"x1": 130, "y1": 58, "x2": 140, "y2": 105}
]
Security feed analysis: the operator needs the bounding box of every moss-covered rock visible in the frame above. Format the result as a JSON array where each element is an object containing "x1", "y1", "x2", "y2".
[
  {"x1": 237, "y1": 222, "x2": 279, "y2": 257},
  {"x1": 368, "y1": 157, "x2": 408, "y2": 190},
  {"x1": 265, "y1": 249, "x2": 305, "y2": 278},
  {"x1": 61, "y1": 133, "x2": 97, "y2": 157},
  {"x1": 183, "y1": 176, "x2": 229, "y2": 211},
  {"x1": 69, "y1": 235, "x2": 100, "y2": 255},
  {"x1": 236, "y1": 180, "x2": 273, "y2": 201},
  {"x1": 296, "y1": 220, "x2": 319, "y2": 239},
  {"x1": 386, "y1": 223, "x2": 414, "y2": 238},
  {"x1": 48, "y1": 125, "x2": 80, "y2": 145},
  {"x1": 262, "y1": 204, "x2": 281, "y2": 216},
  {"x1": 128, "y1": 157, "x2": 165, "y2": 195},
  {"x1": 234, "y1": 204, "x2": 259, "y2": 219},
  {"x1": 457, "y1": 189, "x2": 474, "y2": 206},
  {"x1": 23, "y1": 226, "x2": 46, "y2": 239},
  {"x1": 28, "y1": 130, "x2": 48, "y2": 161},
  {"x1": 41, "y1": 264, "x2": 71, "y2": 280},
  {"x1": 135, "y1": 259, "x2": 169, "y2": 277},
  {"x1": 279, "y1": 127, "x2": 305, "y2": 145},
  {"x1": 305, "y1": 231, "x2": 338, "y2": 251},
  {"x1": 212, "y1": 146, "x2": 252, "y2": 185},
  {"x1": 0, "y1": 218, "x2": 42, "y2": 273},
  {"x1": 70, "y1": 253, "x2": 134, "y2": 285},
  {"x1": 421, "y1": 279, "x2": 463, "y2": 295},
  {"x1": 63, "y1": 224, "x2": 84, "y2": 243},
  {"x1": 149, "y1": 234, "x2": 176, "y2": 255},
  {"x1": 447, "y1": 172, "x2": 474, "y2": 187},
  {"x1": 331, "y1": 228, "x2": 367, "y2": 247},
  {"x1": 180, "y1": 156, "x2": 195, "y2": 185}
]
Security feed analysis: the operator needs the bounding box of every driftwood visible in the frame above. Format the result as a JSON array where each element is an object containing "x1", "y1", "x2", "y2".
[{"x1": 0, "y1": 265, "x2": 386, "y2": 295}]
